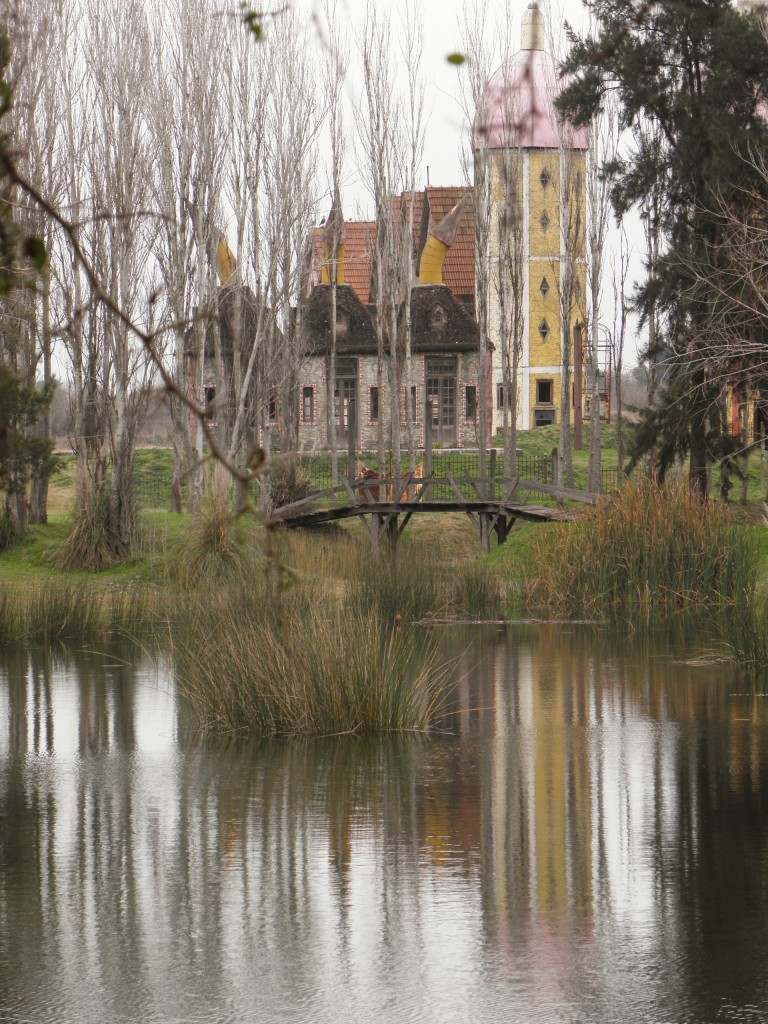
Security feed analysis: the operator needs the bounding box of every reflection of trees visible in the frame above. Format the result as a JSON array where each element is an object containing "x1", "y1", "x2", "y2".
[{"x1": 2, "y1": 632, "x2": 768, "y2": 1019}]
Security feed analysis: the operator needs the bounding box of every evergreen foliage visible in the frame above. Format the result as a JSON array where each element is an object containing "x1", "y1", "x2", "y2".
[{"x1": 557, "y1": 1, "x2": 768, "y2": 492}]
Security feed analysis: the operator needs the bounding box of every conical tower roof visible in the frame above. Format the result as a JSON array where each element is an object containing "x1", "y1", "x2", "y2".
[{"x1": 474, "y1": 2, "x2": 588, "y2": 151}]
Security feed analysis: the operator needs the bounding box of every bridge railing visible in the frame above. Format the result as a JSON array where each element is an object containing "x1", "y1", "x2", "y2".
[{"x1": 267, "y1": 470, "x2": 599, "y2": 523}]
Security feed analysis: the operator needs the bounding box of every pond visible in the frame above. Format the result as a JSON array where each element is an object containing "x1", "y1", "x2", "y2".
[{"x1": 1, "y1": 626, "x2": 768, "y2": 1023}]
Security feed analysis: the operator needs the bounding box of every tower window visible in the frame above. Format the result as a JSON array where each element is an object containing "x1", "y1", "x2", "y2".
[
  {"x1": 539, "y1": 319, "x2": 551, "y2": 341},
  {"x1": 536, "y1": 379, "x2": 554, "y2": 405},
  {"x1": 540, "y1": 167, "x2": 551, "y2": 189},
  {"x1": 540, "y1": 276, "x2": 550, "y2": 297},
  {"x1": 540, "y1": 210, "x2": 550, "y2": 231}
]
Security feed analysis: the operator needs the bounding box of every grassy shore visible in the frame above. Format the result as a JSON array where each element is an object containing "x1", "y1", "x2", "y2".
[{"x1": 4, "y1": 431, "x2": 768, "y2": 698}]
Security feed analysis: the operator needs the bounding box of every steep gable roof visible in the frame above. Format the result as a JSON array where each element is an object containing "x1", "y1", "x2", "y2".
[{"x1": 310, "y1": 220, "x2": 376, "y2": 304}]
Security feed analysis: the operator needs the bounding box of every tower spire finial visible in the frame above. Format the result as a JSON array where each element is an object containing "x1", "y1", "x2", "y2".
[{"x1": 521, "y1": 1, "x2": 545, "y2": 51}]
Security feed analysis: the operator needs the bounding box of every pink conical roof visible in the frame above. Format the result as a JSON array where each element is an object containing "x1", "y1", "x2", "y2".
[{"x1": 474, "y1": 48, "x2": 588, "y2": 152}]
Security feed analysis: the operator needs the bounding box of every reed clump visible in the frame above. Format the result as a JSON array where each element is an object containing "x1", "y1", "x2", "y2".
[
  {"x1": 172, "y1": 584, "x2": 450, "y2": 736},
  {"x1": 0, "y1": 584, "x2": 163, "y2": 644},
  {"x1": 721, "y1": 597, "x2": 768, "y2": 670},
  {"x1": 163, "y1": 488, "x2": 262, "y2": 590},
  {"x1": 348, "y1": 545, "x2": 451, "y2": 624},
  {"x1": 529, "y1": 479, "x2": 757, "y2": 623}
]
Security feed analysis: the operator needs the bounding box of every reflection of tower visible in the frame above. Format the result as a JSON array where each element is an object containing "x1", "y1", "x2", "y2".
[
  {"x1": 482, "y1": 630, "x2": 594, "y2": 940},
  {"x1": 474, "y1": 1, "x2": 588, "y2": 432}
]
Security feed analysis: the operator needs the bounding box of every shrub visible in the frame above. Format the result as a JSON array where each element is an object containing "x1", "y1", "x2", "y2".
[{"x1": 56, "y1": 483, "x2": 115, "y2": 571}]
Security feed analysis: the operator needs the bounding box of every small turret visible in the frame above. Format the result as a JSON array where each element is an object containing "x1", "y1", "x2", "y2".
[
  {"x1": 321, "y1": 192, "x2": 347, "y2": 285},
  {"x1": 418, "y1": 194, "x2": 469, "y2": 286}
]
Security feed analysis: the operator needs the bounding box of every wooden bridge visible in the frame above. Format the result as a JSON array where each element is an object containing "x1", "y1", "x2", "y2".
[{"x1": 267, "y1": 470, "x2": 598, "y2": 554}]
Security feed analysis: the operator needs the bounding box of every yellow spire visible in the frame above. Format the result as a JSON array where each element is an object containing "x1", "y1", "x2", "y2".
[
  {"x1": 321, "y1": 192, "x2": 347, "y2": 285},
  {"x1": 217, "y1": 236, "x2": 238, "y2": 286},
  {"x1": 418, "y1": 194, "x2": 469, "y2": 286}
]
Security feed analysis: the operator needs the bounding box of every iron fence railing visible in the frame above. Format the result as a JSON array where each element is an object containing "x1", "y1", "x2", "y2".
[{"x1": 126, "y1": 447, "x2": 622, "y2": 511}]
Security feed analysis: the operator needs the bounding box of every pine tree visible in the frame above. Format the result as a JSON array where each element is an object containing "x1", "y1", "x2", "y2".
[{"x1": 557, "y1": 0, "x2": 768, "y2": 494}]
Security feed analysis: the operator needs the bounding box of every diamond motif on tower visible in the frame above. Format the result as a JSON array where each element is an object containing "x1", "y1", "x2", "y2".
[
  {"x1": 540, "y1": 276, "x2": 550, "y2": 297},
  {"x1": 540, "y1": 167, "x2": 551, "y2": 189},
  {"x1": 539, "y1": 319, "x2": 550, "y2": 341},
  {"x1": 540, "y1": 210, "x2": 550, "y2": 231}
]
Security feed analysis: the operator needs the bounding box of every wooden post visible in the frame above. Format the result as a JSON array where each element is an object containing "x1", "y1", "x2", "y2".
[
  {"x1": 489, "y1": 447, "x2": 497, "y2": 501},
  {"x1": 424, "y1": 400, "x2": 433, "y2": 500},
  {"x1": 347, "y1": 397, "x2": 356, "y2": 485},
  {"x1": 371, "y1": 512, "x2": 381, "y2": 556},
  {"x1": 386, "y1": 514, "x2": 399, "y2": 554},
  {"x1": 480, "y1": 511, "x2": 491, "y2": 555},
  {"x1": 573, "y1": 323, "x2": 583, "y2": 451}
]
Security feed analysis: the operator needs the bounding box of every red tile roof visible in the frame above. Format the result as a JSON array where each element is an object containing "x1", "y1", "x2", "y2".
[
  {"x1": 310, "y1": 187, "x2": 476, "y2": 306},
  {"x1": 311, "y1": 221, "x2": 376, "y2": 304}
]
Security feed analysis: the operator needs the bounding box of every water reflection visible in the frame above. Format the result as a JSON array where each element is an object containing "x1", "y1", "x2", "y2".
[{"x1": 1, "y1": 629, "x2": 768, "y2": 1023}]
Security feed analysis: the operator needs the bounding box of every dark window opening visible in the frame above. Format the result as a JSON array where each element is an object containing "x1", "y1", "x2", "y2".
[
  {"x1": 534, "y1": 408, "x2": 556, "y2": 427},
  {"x1": 540, "y1": 277, "x2": 550, "y2": 297},
  {"x1": 540, "y1": 167, "x2": 551, "y2": 188},
  {"x1": 539, "y1": 319, "x2": 550, "y2": 342},
  {"x1": 465, "y1": 385, "x2": 477, "y2": 422},
  {"x1": 268, "y1": 391, "x2": 277, "y2": 422},
  {"x1": 302, "y1": 386, "x2": 314, "y2": 424},
  {"x1": 497, "y1": 383, "x2": 511, "y2": 409},
  {"x1": 536, "y1": 379, "x2": 554, "y2": 405},
  {"x1": 403, "y1": 385, "x2": 417, "y2": 420},
  {"x1": 370, "y1": 386, "x2": 379, "y2": 423},
  {"x1": 204, "y1": 384, "x2": 216, "y2": 413},
  {"x1": 540, "y1": 210, "x2": 550, "y2": 231}
]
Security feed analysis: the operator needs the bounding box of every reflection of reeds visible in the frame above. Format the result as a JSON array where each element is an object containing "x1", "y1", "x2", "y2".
[
  {"x1": 529, "y1": 480, "x2": 757, "y2": 624},
  {"x1": 172, "y1": 587, "x2": 451, "y2": 736}
]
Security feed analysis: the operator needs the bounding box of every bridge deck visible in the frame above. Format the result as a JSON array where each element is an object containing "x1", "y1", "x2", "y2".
[
  {"x1": 265, "y1": 472, "x2": 594, "y2": 553},
  {"x1": 270, "y1": 500, "x2": 575, "y2": 530}
]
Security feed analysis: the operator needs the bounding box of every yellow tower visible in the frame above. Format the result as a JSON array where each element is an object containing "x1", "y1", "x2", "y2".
[{"x1": 475, "y1": 1, "x2": 588, "y2": 430}]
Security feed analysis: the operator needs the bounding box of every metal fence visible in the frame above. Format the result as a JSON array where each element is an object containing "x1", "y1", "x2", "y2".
[{"x1": 127, "y1": 447, "x2": 621, "y2": 511}]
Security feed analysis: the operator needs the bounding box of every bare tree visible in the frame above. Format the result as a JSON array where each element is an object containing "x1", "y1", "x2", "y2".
[
  {"x1": 87, "y1": 0, "x2": 158, "y2": 556},
  {"x1": 611, "y1": 225, "x2": 629, "y2": 476},
  {"x1": 149, "y1": 0, "x2": 226, "y2": 512},
  {"x1": 491, "y1": 2, "x2": 526, "y2": 483},
  {"x1": 320, "y1": 0, "x2": 348, "y2": 486},
  {"x1": 357, "y1": 7, "x2": 408, "y2": 478},
  {"x1": 458, "y1": 0, "x2": 496, "y2": 483},
  {"x1": 585, "y1": 90, "x2": 620, "y2": 492},
  {"x1": 3, "y1": 0, "x2": 62, "y2": 528}
]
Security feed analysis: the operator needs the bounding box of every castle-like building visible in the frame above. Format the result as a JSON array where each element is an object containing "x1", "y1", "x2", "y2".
[
  {"x1": 290, "y1": 1, "x2": 595, "y2": 452},
  {"x1": 194, "y1": 3, "x2": 600, "y2": 453}
]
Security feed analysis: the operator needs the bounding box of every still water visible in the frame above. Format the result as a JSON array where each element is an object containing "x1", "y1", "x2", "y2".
[{"x1": 1, "y1": 627, "x2": 768, "y2": 1024}]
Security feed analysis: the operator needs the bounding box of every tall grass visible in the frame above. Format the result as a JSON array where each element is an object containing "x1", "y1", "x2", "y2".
[
  {"x1": 347, "y1": 546, "x2": 504, "y2": 624},
  {"x1": 0, "y1": 584, "x2": 163, "y2": 644},
  {"x1": 529, "y1": 479, "x2": 757, "y2": 623},
  {"x1": 57, "y1": 484, "x2": 115, "y2": 571},
  {"x1": 163, "y1": 482, "x2": 262, "y2": 589},
  {"x1": 172, "y1": 585, "x2": 451, "y2": 736},
  {"x1": 721, "y1": 597, "x2": 768, "y2": 670}
]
